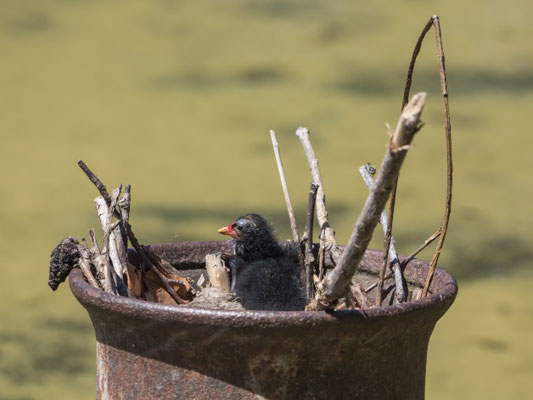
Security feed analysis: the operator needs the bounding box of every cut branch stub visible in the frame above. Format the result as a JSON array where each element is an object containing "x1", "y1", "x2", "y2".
[
  {"x1": 295, "y1": 127, "x2": 341, "y2": 262},
  {"x1": 321, "y1": 92, "x2": 427, "y2": 305}
]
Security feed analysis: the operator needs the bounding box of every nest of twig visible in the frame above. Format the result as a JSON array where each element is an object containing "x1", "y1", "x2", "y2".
[{"x1": 48, "y1": 16, "x2": 452, "y2": 312}]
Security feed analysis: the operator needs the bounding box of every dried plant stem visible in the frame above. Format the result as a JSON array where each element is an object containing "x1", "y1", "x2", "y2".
[
  {"x1": 270, "y1": 130, "x2": 299, "y2": 242},
  {"x1": 303, "y1": 183, "x2": 319, "y2": 301},
  {"x1": 118, "y1": 185, "x2": 131, "y2": 249},
  {"x1": 317, "y1": 228, "x2": 326, "y2": 281},
  {"x1": 377, "y1": 186, "x2": 396, "y2": 306},
  {"x1": 402, "y1": 228, "x2": 442, "y2": 269},
  {"x1": 359, "y1": 164, "x2": 405, "y2": 303},
  {"x1": 296, "y1": 127, "x2": 341, "y2": 262},
  {"x1": 78, "y1": 258, "x2": 101, "y2": 289},
  {"x1": 124, "y1": 222, "x2": 185, "y2": 304},
  {"x1": 363, "y1": 228, "x2": 442, "y2": 296},
  {"x1": 322, "y1": 93, "x2": 426, "y2": 305},
  {"x1": 352, "y1": 283, "x2": 371, "y2": 309},
  {"x1": 401, "y1": 16, "x2": 452, "y2": 297},
  {"x1": 77, "y1": 244, "x2": 101, "y2": 289}
]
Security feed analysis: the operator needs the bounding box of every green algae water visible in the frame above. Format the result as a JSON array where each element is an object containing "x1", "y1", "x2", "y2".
[{"x1": 1, "y1": 1, "x2": 532, "y2": 398}]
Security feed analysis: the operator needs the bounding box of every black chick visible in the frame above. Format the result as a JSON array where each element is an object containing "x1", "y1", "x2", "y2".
[{"x1": 218, "y1": 214, "x2": 306, "y2": 311}]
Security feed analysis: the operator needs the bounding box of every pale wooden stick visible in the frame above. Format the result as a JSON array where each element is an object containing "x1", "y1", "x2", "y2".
[
  {"x1": 205, "y1": 254, "x2": 231, "y2": 292},
  {"x1": 270, "y1": 130, "x2": 299, "y2": 242},
  {"x1": 95, "y1": 196, "x2": 124, "y2": 280},
  {"x1": 77, "y1": 244, "x2": 101, "y2": 289},
  {"x1": 359, "y1": 164, "x2": 405, "y2": 302},
  {"x1": 296, "y1": 127, "x2": 341, "y2": 262},
  {"x1": 322, "y1": 93, "x2": 426, "y2": 305},
  {"x1": 87, "y1": 228, "x2": 111, "y2": 291},
  {"x1": 101, "y1": 187, "x2": 121, "y2": 295},
  {"x1": 94, "y1": 187, "x2": 126, "y2": 295}
]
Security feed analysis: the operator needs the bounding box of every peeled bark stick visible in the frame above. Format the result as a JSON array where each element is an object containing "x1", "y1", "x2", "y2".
[
  {"x1": 359, "y1": 164, "x2": 405, "y2": 303},
  {"x1": 100, "y1": 188, "x2": 122, "y2": 295},
  {"x1": 296, "y1": 127, "x2": 341, "y2": 262},
  {"x1": 77, "y1": 244, "x2": 101, "y2": 289},
  {"x1": 118, "y1": 184, "x2": 131, "y2": 251},
  {"x1": 95, "y1": 190, "x2": 130, "y2": 297},
  {"x1": 95, "y1": 196, "x2": 124, "y2": 279},
  {"x1": 322, "y1": 93, "x2": 426, "y2": 304},
  {"x1": 78, "y1": 258, "x2": 101, "y2": 289},
  {"x1": 205, "y1": 254, "x2": 231, "y2": 292},
  {"x1": 270, "y1": 130, "x2": 299, "y2": 242},
  {"x1": 303, "y1": 183, "x2": 319, "y2": 301}
]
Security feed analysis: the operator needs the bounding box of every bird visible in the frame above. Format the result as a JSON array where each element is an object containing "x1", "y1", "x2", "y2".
[{"x1": 218, "y1": 213, "x2": 306, "y2": 311}]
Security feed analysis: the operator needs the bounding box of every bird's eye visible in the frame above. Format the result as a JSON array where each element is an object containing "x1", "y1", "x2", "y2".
[{"x1": 235, "y1": 224, "x2": 243, "y2": 231}]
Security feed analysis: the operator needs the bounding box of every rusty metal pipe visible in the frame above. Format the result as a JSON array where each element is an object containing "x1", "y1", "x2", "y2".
[{"x1": 69, "y1": 241, "x2": 457, "y2": 399}]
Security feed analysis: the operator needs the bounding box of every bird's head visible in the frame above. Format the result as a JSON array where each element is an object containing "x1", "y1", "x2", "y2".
[
  {"x1": 218, "y1": 214, "x2": 270, "y2": 241},
  {"x1": 218, "y1": 214, "x2": 283, "y2": 260}
]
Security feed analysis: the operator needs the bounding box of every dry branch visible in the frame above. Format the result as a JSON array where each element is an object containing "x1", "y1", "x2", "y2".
[
  {"x1": 303, "y1": 183, "x2": 319, "y2": 301},
  {"x1": 359, "y1": 164, "x2": 405, "y2": 303},
  {"x1": 296, "y1": 127, "x2": 341, "y2": 262},
  {"x1": 270, "y1": 130, "x2": 299, "y2": 242},
  {"x1": 321, "y1": 93, "x2": 427, "y2": 305},
  {"x1": 78, "y1": 160, "x2": 120, "y2": 219},
  {"x1": 402, "y1": 228, "x2": 442, "y2": 269},
  {"x1": 78, "y1": 258, "x2": 101, "y2": 289},
  {"x1": 352, "y1": 283, "x2": 371, "y2": 309},
  {"x1": 94, "y1": 196, "x2": 127, "y2": 289},
  {"x1": 400, "y1": 16, "x2": 453, "y2": 297}
]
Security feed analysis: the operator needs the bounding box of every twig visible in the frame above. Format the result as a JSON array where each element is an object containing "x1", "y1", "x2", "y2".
[
  {"x1": 359, "y1": 164, "x2": 405, "y2": 303},
  {"x1": 352, "y1": 283, "x2": 371, "y2": 309},
  {"x1": 77, "y1": 244, "x2": 101, "y2": 289},
  {"x1": 295, "y1": 127, "x2": 341, "y2": 262},
  {"x1": 95, "y1": 196, "x2": 127, "y2": 290},
  {"x1": 423, "y1": 16, "x2": 453, "y2": 297},
  {"x1": 145, "y1": 254, "x2": 186, "y2": 305},
  {"x1": 321, "y1": 93, "x2": 426, "y2": 305},
  {"x1": 88, "y1": 228, "x2": 99, "y2": 255},
  {"x1": 401, "y1": 228, "x2": 442, "y2": 269},
  {"x1": 78, "y1": 258, "x2": 101, "y2": 289},
  {"x1": 124, "y1": 222, "x2": 186, "y2": 304},
  {"x1": 86, "y1": 228, "x2": 112, "y2": 292},
  {"x1": 270, "y1": 130, "x2": 299, "y2": 242},
  {"x1": 303, "y1": 183, "x2": 319, "y2": 301},
  {"x1": 400, "y1": 16, "x2": 453, "y2": 297},
  {"x1": 78, "y1": 160, "x2": 120, "y2": 219},
  {"x1": 118, "y1": 184, "x2": 131, "y2": 250},
  {"x1": 317, "y1": 227, "x2": 326, "y2": 281},
  {"x1": 99, "y1": 188, "x2": 121, "y2": 295},
  {"x1": 344, "y1": 292, "x2": 356, "y2": 310},
  {"x1": 377, "y1": 185, "x2": 396, "y2": 307}
]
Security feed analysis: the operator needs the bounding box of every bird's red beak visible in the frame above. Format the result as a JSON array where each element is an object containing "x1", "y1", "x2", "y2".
[{"x1": 218, "y1": 222, "x2": 239, "y2": 239}]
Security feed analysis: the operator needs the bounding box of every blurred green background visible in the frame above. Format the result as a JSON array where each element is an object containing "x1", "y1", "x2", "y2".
[{"x1": 1, "y1": 0, "x2": 532, "y2": 398}]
